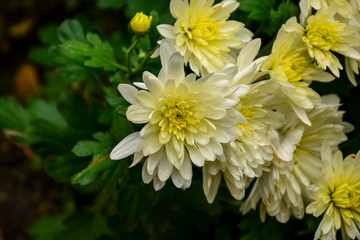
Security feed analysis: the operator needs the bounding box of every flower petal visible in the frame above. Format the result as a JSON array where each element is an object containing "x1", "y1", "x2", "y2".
[{"x1": 110, "y1": 132, "x2": 142, "y2": 160}]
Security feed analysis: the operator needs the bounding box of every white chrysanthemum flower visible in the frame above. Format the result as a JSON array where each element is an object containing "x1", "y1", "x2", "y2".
[
  {"x1": 110, "y1": 39, "x2": 248, "y2": 190},
  {"x1": 299, "y1": 0, "x2": 360, "y2": 23},
  {"x1": 202, "y1": 39, "x2": 283, "y2": 203},
  {"x1": 306, "y1": 144, "x2": 360, "y2": 240},
  {"x1": 299, "y1": 0, "x2": 360, "y2": 86},
  {"x1": 261, "y1": 27, "x2": 334, "y2": 125},
  {"x1": 284, "y1": 6, "x2": 360, "y2": 78},
  {"x1": 241, "y1": 95, "x2": 348, "y2": 223},
  {"x1": 157, "y1": 0, "x2": 253, "y2": 76}
]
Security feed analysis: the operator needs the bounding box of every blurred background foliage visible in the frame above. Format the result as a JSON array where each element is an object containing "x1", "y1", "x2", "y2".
[{"x1": 0, "y1": 0, "x2": 358, "y2": 239}]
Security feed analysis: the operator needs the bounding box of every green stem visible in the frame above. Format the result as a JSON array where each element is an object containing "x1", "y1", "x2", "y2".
[
  {"x1": 126, "y1": 37, "x2": 141, "y2": 75},
  {"x1": 131, "y1": 48, "x2": 156, "y2": 76}
]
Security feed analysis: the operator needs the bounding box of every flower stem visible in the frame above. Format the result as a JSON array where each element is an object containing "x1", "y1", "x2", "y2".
[
  {"x1": 126, "y1": 37, "x2": 141, "y2": 75},
  {"x1": 131, "y1": 48, "x2": 156, "y2": 76}
]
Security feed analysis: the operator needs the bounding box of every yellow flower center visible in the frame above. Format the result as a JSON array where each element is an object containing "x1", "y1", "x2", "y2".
[
  {"x1": 305, "y1": 20, "x2": 342, "y2": 51},
  {"x1": 332, "y1": 183, "x2": 360, "y2": 209},
  {"x1": 280, "y1": 53, "x2": 309, "y2": 82},
  {"x1": 236, "y1": 105, "x2": 264, "y2": 137},
  {"x1": 159, "y1": 95, "x2": 200, "y2": 140},
  {"x1": 176, "y1": 11, "x2": 230, "y2": 53}
]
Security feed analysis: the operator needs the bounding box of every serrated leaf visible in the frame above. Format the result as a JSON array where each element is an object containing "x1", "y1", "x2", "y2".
[
  {"x1": 239, "y1": 0, "x2": 276, "y2": 21},
  {"x1": 0, "y1": 98, "x2": 31, "y2": 132},
  {"x1": 49, "y1": 45, "x2": 86, "y2": 66},
  {"x1": 61, "y1": 32, "x2": 119, "y2": 72},
  {"x1": 45, "y1": 155, "x2": 88, "y2": 182},
  {"x1": 71, "y1": 156, "x2": 115, "y2": 186},
  {"x1": 72, "y1": 132, "x2": 114, "y2": 159},
  {"x1": 60, "y1": 64, "x2": 94, "y2": 83},
  {"x1": 57, "y1": 19, "x2": 86, "y2": 43},
  {"x1": 71, "y1": 132, "x2": 127, "y2": 191}
]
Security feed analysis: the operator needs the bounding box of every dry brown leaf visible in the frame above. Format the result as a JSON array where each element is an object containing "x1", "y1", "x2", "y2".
[{"x1": 14, "y1": 63, "x2": 40, "y2": 100}]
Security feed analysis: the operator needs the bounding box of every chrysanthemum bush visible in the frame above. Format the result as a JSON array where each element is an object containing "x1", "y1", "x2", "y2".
[{"x1": 1, "y1": 0, "x2": 360, "y2": 239}]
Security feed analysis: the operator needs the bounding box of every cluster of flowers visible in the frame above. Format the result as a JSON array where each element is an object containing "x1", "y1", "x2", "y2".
[{"x1": 112, "y1": 0, "x2": 360, "y2": 239}]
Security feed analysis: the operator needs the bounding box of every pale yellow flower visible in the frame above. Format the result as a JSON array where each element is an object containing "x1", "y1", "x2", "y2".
[
  {"x1": 241, "y1": 95, "x2": 349, "y2": 223},
  {"x1": 202, "y1": 40, "x2": 283, "y2": 203},
  {"x1": 130, "y1": 12, "x2": 152, "y2": 36},
  {"x1": 299, "y1": 0, "x2": 360, "y2": 23},
  {"x1": 110, "y1": 40, "x2": 248, "y2": 190},
  {"x1": 262, "y1": 27, "x2": 334, "y2": 126},
  {"x1": 284, "y1": 6, "x2": 360, "y2": 77},
  {"x1": 157, "y1": 0, "x2": 252, "y2": 75},
  {"x1": 306, "y1": 144, "x2": 360, "y2": 240}
]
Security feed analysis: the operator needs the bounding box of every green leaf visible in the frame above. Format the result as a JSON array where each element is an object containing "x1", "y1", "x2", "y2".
[
  {"x1": 239, "y1": 0, "x2": 276, "y2": 21},
  {"x1": 28, "y1": 47, "x2": 58, "y2": 66},
  {"x1": 72, "y1": 132, "x2": 114, "y2": 160},
  {"x1": 28, "y1": 213, "x2": 114, "y2": 240},
  {"x1": 49, "y1": 45, "x2": 86, "y2": 66},
  {"x1": 58, "y1": 213, "x2": 114, "y2": 240},
  {"x1": 38, "y1": 23, "x2": 60, "y2": 45},
  {"x1": 270, "y1": 1, "x2": 299, "y2": 33},
  {"x1": 0, "y1": 98, "x2": 31, "y2": 132},
  {"x1": 28, "y1": 99, "x2": 67, "y2": 128},
  {"x1": 46, "y1": 155, "x2": 88, "y2": 182},
  {"x1": 125, "y1": 0, "x2": 168, "y2": 19},
  {"x1": 57, "y1": 19, "x2": 86, "y2": 43},
  {"x1": 25, "y1": 94, "x2": 100, "y2": 155},
  {"x1": 60, "y1": 64, "x2": 94, "y2": 83},
  {"x1": 61, "y1": 32, "x2": 120, "y2": 72},
  {"x1": 27, "y1": 217, "x2": 66, "y2": 240},
  {"x1": 97, "y1": 0, "x2": 125, "y2": 9},
  {"x1": 106, "y1": 95, "x2": 129, "y2": 116}
]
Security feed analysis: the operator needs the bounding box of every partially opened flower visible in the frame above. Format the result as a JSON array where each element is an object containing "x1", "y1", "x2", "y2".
[
  {"x1": 110, "y1": 39, "x2": 248, "y2": 190},
  {"x1": 157, "y1": 0, "x2": 252, "y2": 75},
  {"x1": 130, "y1": 12, "x2": 153, "y2": 36},
  {"x1": 284, "y1": 6, "x2": 360, "y2": 77},
  {"x1": 261, "y1": 27, "x2": 334, "y2": 125},
  {"x1": 299, "y1": 0, "x2": 360, "y2": 23},
  {"x1": 306, "y1": 144, "x2": 360, "y2": 240}
]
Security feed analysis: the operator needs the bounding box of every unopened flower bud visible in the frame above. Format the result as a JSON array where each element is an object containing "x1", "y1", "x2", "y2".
[{"x1": 130, "y1": 12, "x2": 152, "y2": 37}]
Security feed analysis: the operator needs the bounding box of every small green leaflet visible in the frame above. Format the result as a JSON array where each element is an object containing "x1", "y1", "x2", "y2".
[{"x1": 61, "y1": 32, "x2": 119, "y2": 72}]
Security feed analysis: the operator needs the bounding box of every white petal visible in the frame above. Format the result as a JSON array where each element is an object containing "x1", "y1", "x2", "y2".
[
  {"x1": 203, "y1": 169, "x2": 222, "y2": 204},
  {"x1": 289, "y1": 100, "x2": 311, "y2": 126},
  {"x1": 133, "y1": 82, "x2": 147, "y2": 89},
  {"x1": 179, "y1": 153, "x2": 192, "y2": 180},
  {"x1": 153, "y1": 176, "x2": 166, "y2": 190},
  {"x1": 110, "y1": 132, "x2": 142, "y2": 160},
  {"x1": 166, "y1": 52, "x2": 185, "y2": 83},
  {"x1": 157, "y1": 25, "x2": 177, "y2": 40},
  {"x1": 118, "y1": 84, "x2": 138, "y2": 104},
  {"x1": 237, "y1": 39, "x2": 261, "y2": 70},
  {"x1": 158, "y1": 157, "x2": 173, "y2": 181},
  {"x1": 142, "y1": 162, "x2": 154, "y2": 184},
  {"x1": 159, "y1": 38, "x2": 177, "y2": 68},
  {"x1": 187, "y1": 144, "x2": 205, "y2": 167},
  {"x1": 171, "y1": 169, "x2": 185, "y2": 188}
]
